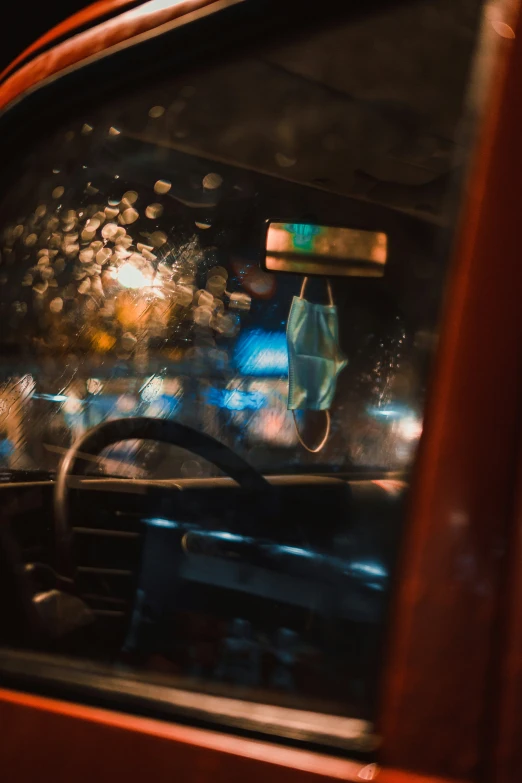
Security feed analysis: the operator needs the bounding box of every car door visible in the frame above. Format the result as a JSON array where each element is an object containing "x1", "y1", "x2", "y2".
[{"x1": 0, "y1": 1, "x2": 521, "y2": 782}]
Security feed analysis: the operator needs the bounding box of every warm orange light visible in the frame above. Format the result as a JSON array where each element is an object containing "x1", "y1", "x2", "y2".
[{"x1": 91, "y1": 330, "x2": 116, "y2": 353}]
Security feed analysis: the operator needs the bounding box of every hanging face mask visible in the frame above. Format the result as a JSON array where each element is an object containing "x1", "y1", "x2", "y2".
[{"x1": 286, "y1": 277, "x2": 347, "y2": 452}]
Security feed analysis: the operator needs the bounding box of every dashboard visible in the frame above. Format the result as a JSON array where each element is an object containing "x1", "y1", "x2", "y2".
[{"x1": 1, "y1": 469, "x2": 405, "y2": 727}]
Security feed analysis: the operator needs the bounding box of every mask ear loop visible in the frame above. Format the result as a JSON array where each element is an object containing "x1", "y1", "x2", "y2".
[
  {"x1": 292, "y1": 276, "x2": 334, "y2": 453},
  {"x1": 299, "y1": 276, "x2": 334, "y2": 305},
  {"x1": 292, "y1": 410, "x2": 331, "y2": 453}
]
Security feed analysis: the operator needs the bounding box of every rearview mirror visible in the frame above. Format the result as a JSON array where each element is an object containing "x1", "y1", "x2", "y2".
[{"x1": 265, "y1": 221, "x2": 387, "y2": 277}]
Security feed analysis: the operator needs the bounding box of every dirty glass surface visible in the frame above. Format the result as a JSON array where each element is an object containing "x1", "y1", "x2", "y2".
[{"x1": 0, "y1": 0, "x2": 485, "y2": 745}]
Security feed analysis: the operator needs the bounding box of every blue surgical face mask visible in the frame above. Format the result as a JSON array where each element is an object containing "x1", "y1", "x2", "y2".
[{"x1": 287, "y1": 278, "x2": 347, "y2": 452}]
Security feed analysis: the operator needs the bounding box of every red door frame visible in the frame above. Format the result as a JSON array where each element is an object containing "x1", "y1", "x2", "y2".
[
  {"x1": 0, "y1": 687, "x2": 456, "y2": 783},
  {"x1": 380, "y1": 0, "x2": 522, "y2": 779},
  {"x1": 1, "y1": 2, "x2": 522, "y2": 782}
]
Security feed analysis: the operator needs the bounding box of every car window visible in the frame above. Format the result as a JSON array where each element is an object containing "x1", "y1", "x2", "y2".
[{"x1": 0, "y1": 0, "x2": 485, "y2": 752}]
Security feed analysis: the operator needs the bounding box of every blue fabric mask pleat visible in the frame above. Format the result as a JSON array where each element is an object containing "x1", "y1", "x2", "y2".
[{"x1": 286, "y1": 277, "x2": 347, "y2": 451}]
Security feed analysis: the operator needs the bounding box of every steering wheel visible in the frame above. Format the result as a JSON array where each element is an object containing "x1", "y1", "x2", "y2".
[{"x1": 54, "y1": 417, "x2": 271, "y2": 578}]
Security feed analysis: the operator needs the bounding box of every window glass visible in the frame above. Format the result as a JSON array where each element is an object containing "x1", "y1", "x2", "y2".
[{"x1": 0, "y1": 0, "x2": 485, "y2": 749}]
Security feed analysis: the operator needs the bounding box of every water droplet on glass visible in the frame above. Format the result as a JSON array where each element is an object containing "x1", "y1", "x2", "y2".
[
  {"x1": 213, "y1": 312, "x2": 239, "y2": 336},
  {"x1": 196, "y1": 290, "x2": 214, "y2": 308},
  {"x1": 65, "y1": 242, "x2": 80, "y2": 258},
  {"x1": 154, "y1": 179, "x2": 171, "y2": 195},
  {"x1": 81, "y1": 123, "x2": 93, "y2": 135},
  {"x1": 85, "y1": 217, "x2": 101, "y2": 232},
  {"x1": 193, "y1": 306, "x2": 213, "y2": 327},
  {"x1": 203, "y1": 173, "x2": 223, "y2": 190},
  {"x1": 121, "y1": 208, "x2": 139, "y2": 225},
  {"x1": 50, "y1": 297, "x2": 63, "y2": 313},
  {"x1": 78, "y1": 279, "x2": 91, "y2": 295},
  {"x1": 206, "y1": 275, "x2": 227, "y2": 297},
  {"x1": 121, "y1": 333, "x2": 137, "y2": 351},
  {"x1": 33, "y1": 280, "x2": 48, "y2": 295},
  {"x1": 104, "y1": 206, "x2": 119, "y2": 220},
  {"x1": 148, "y1": 105, "x2": 165, "y2": 119},
  {"x1": 180, "y1": 459, "x2": 204, "y2": 479},
  {"x1": 229, "y1": 291, "x2": 251, "y2": 311},
  {"x1": 109, "y1": 127, "x2": 121, "y2": 137},
  {"x1": 96, "y1": 247, "x2": 112, "y2": 265},
  {"x1": 49, "y1": 233, "x2": 61, "y2": 250},
  {"x1": 145, "y1": 203, "x2": 163, "y2": 219},
  {"x1": 52, "y1": 186, "x2": 65, "y2": 199},
  {"x1": 115, "y1": 230, "x2": 131, "y2": 246},
  {"x1": 275, "y1": 152, "x2": 296, "y2": 168},
  {"x1": 150, "y1": 231, "x2": 167, "y2": 248},
  {"x1": 207, "y1": 266, "x2": 228, "y2": 280},
  {"x1": 122, "y1": 190, "x2": 138, "y2": 205},
  {"x1": 102, "y1": 223, "x2": 119, "y2": 240}
]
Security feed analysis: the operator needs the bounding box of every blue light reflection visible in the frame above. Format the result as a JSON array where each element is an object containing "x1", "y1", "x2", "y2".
[
  {"x1": 275, "y1": 545, "x2": 316, "y2": 559},
  {"x1": 33, "y1": 393, "x2": 72, "y2": 404},
  {"x1": 234, "y1": 330, "x2": 288, "y2": 377},
  {"x1": 367, "y1": 404, "x2": 411, "y2": 420},
  {"x1": 207, "y1": 531, "x2": 245, "y2": 543},
  {"x1": 349, "y1": 561, "x2": 387, "y2": 578},
  {"x1": 144, "y1": 518, "x2": 179, "y2": 530},
  {"x1": 206, "y1": 388, "x2": 267, "y2": 411}
]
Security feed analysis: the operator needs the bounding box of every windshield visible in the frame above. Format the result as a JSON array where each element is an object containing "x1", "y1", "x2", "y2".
[{"x1": 0, "y1": 1, "x2": 479, "y2": 480}]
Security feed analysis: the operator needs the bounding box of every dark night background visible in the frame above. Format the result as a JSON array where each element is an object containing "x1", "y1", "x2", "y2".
[{"x1": 2, "y1": 2, "x2": 95, "y2": 71}]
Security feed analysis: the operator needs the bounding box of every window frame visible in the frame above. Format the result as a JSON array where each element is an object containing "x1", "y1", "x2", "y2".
[{"x1": 0, "y1": 0, "x2": 521, "y2": 781}]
